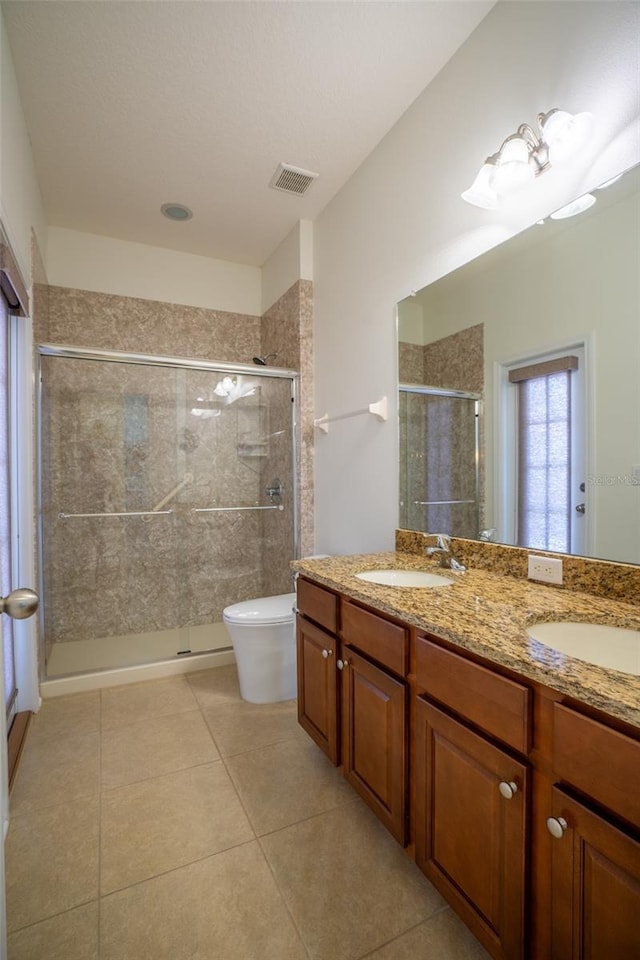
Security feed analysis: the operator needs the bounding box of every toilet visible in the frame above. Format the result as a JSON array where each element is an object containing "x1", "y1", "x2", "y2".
[{"x1": 222, "y1": 593, "x2": 297, "y2": 703}]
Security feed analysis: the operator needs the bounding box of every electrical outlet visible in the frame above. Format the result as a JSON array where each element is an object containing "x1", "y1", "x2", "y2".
[{"x1": 527, "y1": 555, "x2": 563, "y2": 585}]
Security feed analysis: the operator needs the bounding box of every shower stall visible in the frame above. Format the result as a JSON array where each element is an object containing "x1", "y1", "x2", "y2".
[
  {"x1": 38, "y1": 346, "x2": 298, "y2": 680},
  {"x1": 399, "y1": 385, "x2": 480, "y2": 538}
]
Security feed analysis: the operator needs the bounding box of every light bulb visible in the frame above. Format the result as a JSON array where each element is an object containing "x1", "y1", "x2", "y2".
[
  {"x1": 541, "y1": 110, "x2": 594, "y2": 164},
  {"x1": 461, "y1": 162, "x2": 498, "y2": 209}
]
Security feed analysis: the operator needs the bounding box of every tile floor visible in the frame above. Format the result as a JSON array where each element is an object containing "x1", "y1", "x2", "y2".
[{"x1": 5, "y1": 665, "x2": 490, "y2": 960}]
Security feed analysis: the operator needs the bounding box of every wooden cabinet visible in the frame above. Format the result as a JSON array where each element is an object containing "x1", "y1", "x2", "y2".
[
  {"x1": 296, "y1": 611, "x2": 340, "y2": 764},
  {"x1": 341, "y1": 646, "x2": 407, "y2": 843},
  {"x1": 415, "y1": 692, "x2": 528, "y2": 959},
  {"x1": 296, "y1": 578, "x2": 409, "y2": 843},
  {"x1": 547, "y1": 786, "x2": 640, "y2": 960},
  {"x1": 295, "y1": 573, "x2": 640, "y2": 960}
]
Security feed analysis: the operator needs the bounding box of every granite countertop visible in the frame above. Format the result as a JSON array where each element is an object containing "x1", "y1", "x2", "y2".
[{"x1": 293, "y1": 551, "x2": 640, "y2": 729}]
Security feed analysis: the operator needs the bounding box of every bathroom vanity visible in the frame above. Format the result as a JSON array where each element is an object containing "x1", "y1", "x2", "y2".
[{"x1": 294, "y1": 544, "x2": 640, "y2": 960}]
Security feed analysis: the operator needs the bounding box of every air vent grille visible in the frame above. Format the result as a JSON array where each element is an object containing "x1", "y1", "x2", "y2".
[{"x1": 269, "y1": 163, "x2": 318, "y2": 196}]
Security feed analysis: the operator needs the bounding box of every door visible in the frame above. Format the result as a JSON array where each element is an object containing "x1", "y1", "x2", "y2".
[
  {"x1": 296, "y1": 616, "x2": 339, "y2": 764},
  {"x1": 415, "y1": 698, "x2": 528, "y2": 959},
  {"x1": 0, "y1": 275, "x2": 39, "y2": 960},
  {"x1": 339, "y1": 646, "x2": 407, "y2": 844},
  {"x1": 548, "y1": 786, "x2": 640, "y2": 959}
]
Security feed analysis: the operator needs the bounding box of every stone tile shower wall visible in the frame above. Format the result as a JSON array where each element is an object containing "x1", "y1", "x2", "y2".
[
  {"x1": 398, "y1": 323, "x2": 484, "y2": 538},
  {"x1": 36, "y1": 282, "x2": 312, "y2": 649}
]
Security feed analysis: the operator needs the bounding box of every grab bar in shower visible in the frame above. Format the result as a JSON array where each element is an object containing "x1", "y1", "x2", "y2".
[
  {"x1": 58, "y1": 510, "x2": 174, "y2": 519},
  {"x1": 192, "y1": 505, "x2": 284, "y2": 514},
  {"x1": 413, "y1": 499, "x2": 476, "y2": 506}
]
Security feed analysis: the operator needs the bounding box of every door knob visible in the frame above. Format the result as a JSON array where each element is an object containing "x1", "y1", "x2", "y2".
[
  {"x1": 0, "y1": 587, "x2": 39, "y2": 619},
  {"x1": 337, "y1": 658, "x2": 350, "y2": 670},
  {"x1": 321, "y1": 648, "x2": 333, "y2": 659}
]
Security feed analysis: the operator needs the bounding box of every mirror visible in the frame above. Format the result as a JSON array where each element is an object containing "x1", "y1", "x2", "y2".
[{"x1": 398, "y1": 164, "x2": 640, "y2": 565}]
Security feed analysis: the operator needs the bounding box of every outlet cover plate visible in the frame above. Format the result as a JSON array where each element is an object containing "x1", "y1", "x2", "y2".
[{"x1": 527, "y1": 555, "x2": 563, "y2": 585}]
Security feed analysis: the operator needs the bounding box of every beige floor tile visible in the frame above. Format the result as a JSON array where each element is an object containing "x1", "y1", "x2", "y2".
[
  {"x1": 364, "y1": 909, "x2": 491, "y2": 959},
  {"x1": 27, "y1": 692, "x2": 101, "y2": 744},
  {"x1": 10, "y1": 730, "x2": 100, "y2": 814},
  {"x1": 101, "y1": 709, "x2": 219, "y2": 789},
  {"x1": 100, "y1": 841, "x2": 308, "y2": 960},
  {"x1": 7, "y1": 902, "x2": 99, "y2": 960},
  {"x1": 202, "y1": 696, "x2": 303, "y2": 756},
  {"x1": 226, "y1": 737, "x2": 355, "y2": 835},
  {"x1": 261, "y1": 802, "x2": 446, "y2": 960},
  {"x1": 5, "y1": 797, "x2": 100, "y2": 933},
  {"x1": 101, "y1": 675, "x2": 198, "y2": 729},
  {"x1": 100, "y1": 761, "x2": 254, "y2": 893},
  {"x1": 186, "y1": 664, "x2": 241, "y2": 709}
]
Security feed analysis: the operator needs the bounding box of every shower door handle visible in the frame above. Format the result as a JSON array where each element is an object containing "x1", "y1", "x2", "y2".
[{"x1": 0, "y1": 588, "x2": 39, "y2": 619}]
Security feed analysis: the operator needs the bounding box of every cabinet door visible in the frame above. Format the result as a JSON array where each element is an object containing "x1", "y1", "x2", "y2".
[
  {"x1": 415, "y1": 698, "x2": 528, "y2": 960},
  {"x1": 296, "y1": 615, "x2": 339, "y2": 764},
  {"x1": 548, "y1": 786, "x2": 640, "y2": 960},
  {"x1": 341, "y1": 647, "x2": 407, "y2": 844}
]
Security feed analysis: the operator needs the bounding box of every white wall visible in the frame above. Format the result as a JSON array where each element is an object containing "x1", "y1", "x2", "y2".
[
  {"x1": 262, "y1": 219, "x2": 313, "y2": 314},
  {"x1": 313, "y1": 0, "x2": 640, "y2": 555},
  {"x1": 0, "y1": 11, "x2": 46, "y2": 282},
  {"x1": 47, "y1": 226, "x2": 262, "y2": 316}
]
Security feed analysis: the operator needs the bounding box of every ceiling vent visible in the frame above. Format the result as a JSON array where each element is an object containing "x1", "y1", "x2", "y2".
[{"x1": 269, "y1": 163, "x2": 318, "y2": 196}]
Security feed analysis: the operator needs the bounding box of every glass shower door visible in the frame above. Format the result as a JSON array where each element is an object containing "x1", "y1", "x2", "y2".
[
  {"x1": 399, "y1": 387, "x2": 480, "y2": 538},
  {"x1": 39, "y1": 352, "x2": 296, "y2": 678},
  {"x1": 176, "y1": 368, "x2": 296, "y2": 654}
]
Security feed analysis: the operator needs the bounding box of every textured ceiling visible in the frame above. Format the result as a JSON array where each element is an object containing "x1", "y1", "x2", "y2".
[{"x1": 3, "y1": 1, "x2": 494, "y2": 266}]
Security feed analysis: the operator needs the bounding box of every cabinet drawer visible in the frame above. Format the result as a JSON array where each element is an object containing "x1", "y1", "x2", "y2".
[
  {"x1": 416, "y1": 636, "x2": 531, "y2": 755},
  {"x1": 552, "y1": 703, "x2": 640, "y2": 827},
  {"x1": 297, "y1": 577, "x2": 338, "y2": 634},
  {"x1": 341, "y1": 600, "x2": 408, "y2": 676}
]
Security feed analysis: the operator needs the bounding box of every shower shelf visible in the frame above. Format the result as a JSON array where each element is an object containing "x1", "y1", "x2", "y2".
[{"x1": 236, "y1": 441, "x2": 268, "y2": 457}]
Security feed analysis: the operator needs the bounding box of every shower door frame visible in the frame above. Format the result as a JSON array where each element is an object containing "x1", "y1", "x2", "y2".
[
  {"x1": 36, "y1": 344, "x2": 300, "y2": 680},
  {"x1": 399, "y1": 383, "x2": 482, "y2": 537}
]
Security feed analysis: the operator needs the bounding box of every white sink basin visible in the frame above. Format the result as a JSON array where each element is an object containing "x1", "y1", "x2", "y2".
[
  {"x1": 526, "y1": 621, "x2": 640, "y2": 675},
  {"x1": 355, "y1": 569, "x2": 453, "y2": 588}
]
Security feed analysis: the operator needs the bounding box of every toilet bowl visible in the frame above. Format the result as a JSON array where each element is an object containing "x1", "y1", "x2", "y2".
[{"x1": 222, "y1": 593, "x2": 297, "y2": 703}]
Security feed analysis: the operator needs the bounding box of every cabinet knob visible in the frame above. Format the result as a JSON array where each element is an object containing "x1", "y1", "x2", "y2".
[
  {"x1": 498, "y1": 780, "x2": 518, "y2": 800},
  {"x1": 546, "y1": 816, "x2": 568, "y2": 839},
  {"x1": 337, "y1": 658, "x2": 349, "y2": 670},
  {"x1": 321, "y1": 648, "x2": 332, "y2": 659}
]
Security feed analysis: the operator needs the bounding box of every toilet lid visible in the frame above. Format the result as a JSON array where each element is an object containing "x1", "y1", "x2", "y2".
[{"x1": 222, "y1": 592, "x2": 296, "y2": 625}]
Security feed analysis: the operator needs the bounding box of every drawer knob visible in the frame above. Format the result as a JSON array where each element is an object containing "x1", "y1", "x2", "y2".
[
  {"x1": 337, "y1": 658, "x2": 349, "y2": 670},
  {"x1": 321, "y1": 648, "x2": 332, "y2": 659},
  {"x1": 498, "y1": 780, "x2": 518, "y2": 800},
  {"x1": 546, "y1": 816, "x2": 568, "y2": 839}
]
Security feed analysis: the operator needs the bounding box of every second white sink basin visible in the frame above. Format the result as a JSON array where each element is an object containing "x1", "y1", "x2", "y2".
[
  {"x1": 526, "y1": 621, "x2": 640, "y2": 675},
  {"x1": 356, "y1": 569, "x2": 453, "y2": 588}
]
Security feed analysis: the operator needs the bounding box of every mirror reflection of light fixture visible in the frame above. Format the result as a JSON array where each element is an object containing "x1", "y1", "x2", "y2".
[
  {"x1": 462, "y1": 108, "x2": 594, "y2": 210},
  {"x1": 549, "y1": 193, "x2": 596, "y2": 220}
]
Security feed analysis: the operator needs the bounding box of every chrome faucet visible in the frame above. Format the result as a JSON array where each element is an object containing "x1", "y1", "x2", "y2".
[{"x1": 425, "y1": 534, "x2": 466, "y2": 572}]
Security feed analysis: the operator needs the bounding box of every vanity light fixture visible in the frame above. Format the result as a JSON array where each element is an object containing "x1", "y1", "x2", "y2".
[{"x1": 462, "y1": 108, "x2": 594, "y2": 210}]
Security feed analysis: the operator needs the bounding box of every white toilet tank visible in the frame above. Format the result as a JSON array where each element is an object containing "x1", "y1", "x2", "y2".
[{"x1": 222, "y1": 593, "x2": 297, "y2": 703}]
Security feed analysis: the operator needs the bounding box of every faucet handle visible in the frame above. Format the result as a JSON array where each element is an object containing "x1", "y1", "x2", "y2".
[{"x1": 435, "y1": 534, "x2": 451, "y2": 549}]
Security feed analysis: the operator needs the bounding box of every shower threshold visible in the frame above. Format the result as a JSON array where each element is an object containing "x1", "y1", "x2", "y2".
[{"x1": 46, "y1": 621, "x2": 232, "y2": 678}]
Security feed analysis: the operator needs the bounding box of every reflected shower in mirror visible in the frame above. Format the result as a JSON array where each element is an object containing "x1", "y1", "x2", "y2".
[{"x1": 397, "y1": 163, "x2": 640, "y2": 565}]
